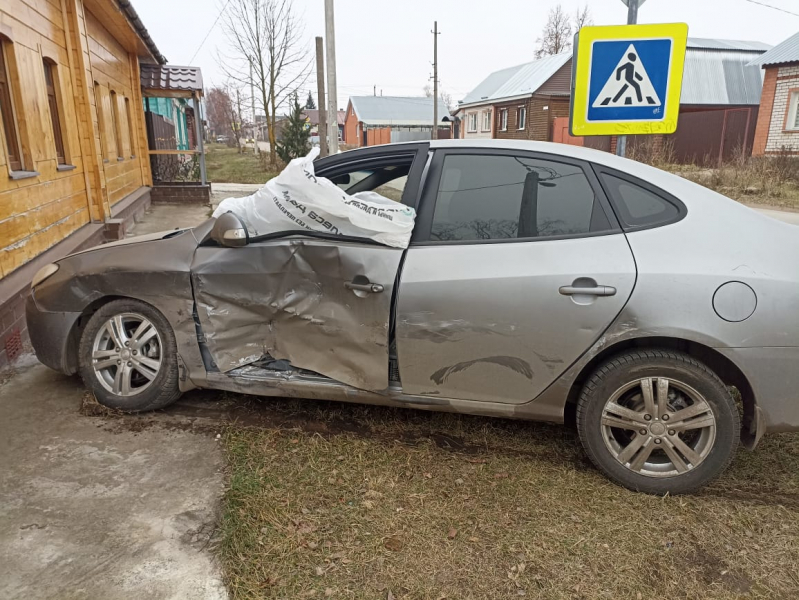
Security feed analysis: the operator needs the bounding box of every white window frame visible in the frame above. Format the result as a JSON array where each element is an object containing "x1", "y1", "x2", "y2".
[
  {"x1": 786, "y1": 90, "x2": 799, "y2": 131},
  {"x1": 467, "y1": 112, "x2": 478, "y2": 133},
  {"x1": 517, "y1": 106, "x2": 526, "y2": 130},
  {"x1": 499, "y1": 108, "x2": 508, "y2": 131},
  {"x1": 482, "y1": 109, "x2": 491, "y2": 131}
]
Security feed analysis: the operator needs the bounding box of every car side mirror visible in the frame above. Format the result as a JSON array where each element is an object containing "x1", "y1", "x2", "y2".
[{"x1": 211, "y1": 211, "x2": 249, "y2": 248}]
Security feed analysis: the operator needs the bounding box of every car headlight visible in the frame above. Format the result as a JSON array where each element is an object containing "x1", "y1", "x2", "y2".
[{"x1": 31, "y1": 263, "x2": 59, "y2": 289}]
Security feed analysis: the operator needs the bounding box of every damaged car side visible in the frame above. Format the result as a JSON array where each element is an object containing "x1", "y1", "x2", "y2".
[{"x1": 26, "y1": 139, "x2": 799, "y2": 494}]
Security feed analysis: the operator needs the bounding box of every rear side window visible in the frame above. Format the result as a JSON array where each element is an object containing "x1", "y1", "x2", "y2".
[
  {"x1": 429, "y1": 154, "x2": 611, "y2": 242},
  {"x1": 599, "y1": 173, "x2": 681, "y2": 229}
]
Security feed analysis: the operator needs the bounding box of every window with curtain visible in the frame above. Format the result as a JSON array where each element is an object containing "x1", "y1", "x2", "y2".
[
  {"x1": 124, "y1": 97, "x2": 136, "y2": 157},
  {"x1": 43, "y1": 59, "x2": 65, "y2": 165},
  {"x1": 0, "y1": 41, "x2": 22, "y2": 171},
  {"x1": 109, "y1": 90, "x2": 122, "y2": 159}
]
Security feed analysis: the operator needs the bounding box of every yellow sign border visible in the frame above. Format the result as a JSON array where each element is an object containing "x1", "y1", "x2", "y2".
[{"x1": 570, "y1": 23, "x2": 689, "y2": 136}]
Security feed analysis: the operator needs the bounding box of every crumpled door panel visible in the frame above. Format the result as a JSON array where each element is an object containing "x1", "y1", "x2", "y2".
[{"x1": 191, "y1": 239, "x2": 403, "y2": 391}]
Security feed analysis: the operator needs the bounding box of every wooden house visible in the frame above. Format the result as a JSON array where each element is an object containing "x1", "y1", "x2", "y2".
[{"x1": 0, "y1": 0, "x2": 166, "y2": 367}]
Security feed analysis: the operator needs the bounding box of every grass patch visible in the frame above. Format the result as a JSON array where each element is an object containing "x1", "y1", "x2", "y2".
[
  {"x1": 206, "y1": 143, "x2": 280, "y2": 185},
  {"x1": 218, "y1": 396, "x2": 799, "y2": 599}
]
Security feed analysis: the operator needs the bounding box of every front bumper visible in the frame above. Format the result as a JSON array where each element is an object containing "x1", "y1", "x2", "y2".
[
  {"x1": 25, "y1": 292, "x2": 82, "y2": 375},
  {"x1": 718, "y1": 346, "x2": 799, "y2": 433}
]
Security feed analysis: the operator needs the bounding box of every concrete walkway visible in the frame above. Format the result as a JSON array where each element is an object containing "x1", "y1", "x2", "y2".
[
  {"x1": 0, "y1": 358, "x2": 227, "y2": 600},
  {"x1": 752, "y1": 206, "x2": 799, "y2": 226}
]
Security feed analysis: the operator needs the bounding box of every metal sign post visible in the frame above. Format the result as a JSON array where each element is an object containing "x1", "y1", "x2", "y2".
[{"x1": 617, "y1": 0, "x2": 639, "y2": 157}]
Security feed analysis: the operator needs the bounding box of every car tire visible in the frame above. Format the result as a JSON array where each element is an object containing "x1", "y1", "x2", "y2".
[
  {"x1": 576, "y1": 349, "x2": 739, "y2": 495},
  {"x1": 78, "y1": 298, "x2": 181, "y2": 413}
]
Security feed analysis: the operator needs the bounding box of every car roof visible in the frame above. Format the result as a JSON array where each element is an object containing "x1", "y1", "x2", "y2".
[{"x1": 429, "y1": 139, "x2": 657, "y2": 178}]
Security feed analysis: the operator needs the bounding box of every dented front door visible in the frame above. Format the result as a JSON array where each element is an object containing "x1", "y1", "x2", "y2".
[{"x1": 191, "y1": 239, "x2": 403, "y2": 391}]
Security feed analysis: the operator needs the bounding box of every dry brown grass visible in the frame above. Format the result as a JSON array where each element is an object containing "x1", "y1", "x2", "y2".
[
  {"x1": 218, "y1": 396, "x2": 799, "y2": 600},
  {"x1": 629, "y1": 143, "x2": 799, "y2": 210}
]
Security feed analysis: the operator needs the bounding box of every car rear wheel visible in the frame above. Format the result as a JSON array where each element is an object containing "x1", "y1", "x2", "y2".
[
  {"x1": 78, "y1": 299, "x2": 181, "y2": 412},
  {"x1": 576, "y1": 349, "x2": 739, "y2": 494}
]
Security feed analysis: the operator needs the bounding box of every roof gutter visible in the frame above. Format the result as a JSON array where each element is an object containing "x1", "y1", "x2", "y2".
[{"x1": 116, "y1": 0, "x2": 167, "y2": 65}]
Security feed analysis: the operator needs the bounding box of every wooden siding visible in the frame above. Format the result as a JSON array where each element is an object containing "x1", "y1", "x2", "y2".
[
  {"x1": 0, "y1": 0, "x2": 88, "y2": 277},
  {"x1": 85, "y1": 8, "x2": 145, "y2": 206},
  {"x1": 493, "y1": 95, "x2": 570, "y2": 142},
  {"x1": 0, "y1": 0, "x2": 151, "y2": 278}
]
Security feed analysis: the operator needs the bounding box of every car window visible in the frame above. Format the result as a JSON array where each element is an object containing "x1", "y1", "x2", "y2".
[
  {"x1": 330, "y1": 164, "x2": 411, "y2": 202},
  {"x1": 429, "y1": 154, "x2": 611, "y2": 242},
  {"x1": 599, "y1": 173, "x2": 680, "y2": 229}
]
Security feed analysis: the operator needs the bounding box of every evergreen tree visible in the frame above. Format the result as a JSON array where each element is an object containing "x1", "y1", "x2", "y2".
[
  {"x1": 277, "y1": 93, "x2": 311, "y2": 162},
  {"x1": 305, "y1": 90, "x2": 316, "y2": 110}
]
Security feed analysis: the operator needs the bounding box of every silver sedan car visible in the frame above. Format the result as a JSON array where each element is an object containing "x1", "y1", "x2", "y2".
[{"x1": 26, "y1": 140, "x2": 799, "y2": 494}]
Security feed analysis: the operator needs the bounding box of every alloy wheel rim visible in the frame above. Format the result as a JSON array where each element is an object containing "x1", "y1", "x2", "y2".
[
  {"x1": 91, "y1": 313, "x2": 162, "y2": 397},
  {"x1": 601, "y1": 377, "x2": 717, "y2": 478}
]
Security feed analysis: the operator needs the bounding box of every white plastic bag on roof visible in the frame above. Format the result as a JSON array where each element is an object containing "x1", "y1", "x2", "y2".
[{"x1": 212, "y1": 147, "x2": 416, "y2": 249}]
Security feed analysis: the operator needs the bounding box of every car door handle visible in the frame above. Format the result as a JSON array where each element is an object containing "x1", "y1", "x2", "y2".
[
  {"x1": 559, "y1": 285, "x2": 616, "y2": 297},
  {"x1": 345, "y1": 281, "x2": 384, "y2": 294}
]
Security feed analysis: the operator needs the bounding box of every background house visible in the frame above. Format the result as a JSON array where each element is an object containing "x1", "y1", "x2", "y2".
[
  {"x1": 455, "y1": 53, "x2": 572, "y2": 143},
  {"x1": 0, "y1": 0, "x2": 187, "y2": 367},
  {"x1": 750, "y1": 32, "x2": 799, "y2": 156},
  {"x1": 344, "y1": 96, "x2": 451, "y2": 147},
  {"x1": 455, "y1": 39, "x2": 769, "y2": 164},
  {"x1": 616, "y1": 38, "x2": 771, "y2": 163},
  {"x1": 303, "y1": 109, "x2": 346, "y2": 144}
]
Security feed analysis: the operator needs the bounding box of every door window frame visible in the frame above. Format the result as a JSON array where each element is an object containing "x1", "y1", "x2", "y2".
[
  {"x1": 411, "y1": 148, "x2": 622, "y2": 246},
  {"x1": 592, "y1": 165, "x2": 687, "y2": 232},
  {"x1": 314, "y1": 142, "x2": 430, "y2": 212}
]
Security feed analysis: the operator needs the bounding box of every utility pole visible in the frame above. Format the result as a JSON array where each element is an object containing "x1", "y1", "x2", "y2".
[
  {"x1": 236, "y1": 88, "x2": 243, "y2": 153},
  {"x1": 249, "y1": 58, "x2": 258, "y2": 153},
  {"x1": 432, "y1": 21, "x2": 439, "y2": 140},
  {"x1": 325, "y1": 0, "x2": 339, "y2": 154},
  {"x1": 616, "y1": 0, "x2": 639, "y2": 158},
  {"x1": 315, "y1": 37, "x2": 329, "y2": 157}
]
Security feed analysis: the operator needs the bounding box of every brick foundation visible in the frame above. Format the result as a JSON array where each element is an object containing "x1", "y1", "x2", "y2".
[
  {"x1": 0, "y1": 187, "x2": 152, "y2": 370},
  {"x1": 151, "y1": 183, "x2": 211, "y2": 204}
]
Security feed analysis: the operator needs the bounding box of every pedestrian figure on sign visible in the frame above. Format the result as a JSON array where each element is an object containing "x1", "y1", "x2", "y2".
[
  {"x1": 594, "y1": 44, "x2": 660, "y2": 108},
  {"x1": 613, "y1": 53, "x2": 644, "y2": 104}
]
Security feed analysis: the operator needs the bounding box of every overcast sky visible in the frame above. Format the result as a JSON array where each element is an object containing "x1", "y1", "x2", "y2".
[{"x1": 133, "y1": 0, "x2": 799, "y2": 112}]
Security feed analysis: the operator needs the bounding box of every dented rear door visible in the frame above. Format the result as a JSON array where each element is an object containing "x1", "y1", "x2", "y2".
[{"x1": 395, "y1": 148, "x2": 636, "y2": 404}]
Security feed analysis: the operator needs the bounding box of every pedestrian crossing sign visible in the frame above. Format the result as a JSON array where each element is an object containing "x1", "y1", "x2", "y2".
[{"x1": 570, "y1": 23, "x2": 688, "y2": 136}]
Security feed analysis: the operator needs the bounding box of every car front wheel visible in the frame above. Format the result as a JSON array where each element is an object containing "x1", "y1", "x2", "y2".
[
  {"x1": 576, "y1": 349, "x2": 739, "y2": 495},
  {"x1": 78, "y1": 299, "x2": 181, "y2": 412}
]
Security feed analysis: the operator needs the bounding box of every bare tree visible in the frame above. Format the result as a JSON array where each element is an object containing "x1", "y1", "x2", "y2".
[
  {"x1": 573, "y1": 4, "x2": 593, "y2": 31},
  {"x1": 206, "y1": 86, "x2": 235, "y2": 141},
  {"x1": 423, "y1": 85, "x2": 455, "y2": 114},
  {"x1": 220, "y1": 0, "x2": 311, "y2": 166},
  {"x1": 535, "y1": 4, "x2": 572, "y2": 58}
]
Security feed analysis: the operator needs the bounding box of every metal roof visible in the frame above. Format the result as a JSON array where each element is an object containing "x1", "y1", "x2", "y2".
[
  {"x1": 140, "y1": 65, "x2": 204, "y2": 95},
  {"x1": 687, "y1": 37, "x2": 771, "y2": 52},
  {"x1": 459, "y1": 53, "x2": 571, "y2": 108},
  {"x1": 348, "y1": 96, "x2": 451, "y2": 126},
  {"x1": 117, "y1": 0, "x2": 166, "y2": 64},
  {"x1": 748, "y1": 31, "x2": 799, "y2": 67},
  {"x1": 303, "y1": 109, "x2": 346, "y2": 127},
  {"x1": 682, "y1": 47, "x2": 766, "y2": 105}
]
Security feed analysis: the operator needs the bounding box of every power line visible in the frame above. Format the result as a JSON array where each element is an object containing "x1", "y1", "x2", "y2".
[
  {"x1": 743, "y1": 0, "x2": 799, "y2": 17},
  {"x1": 188, "y1": 0, "x2": 233, "y2": 64}
]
